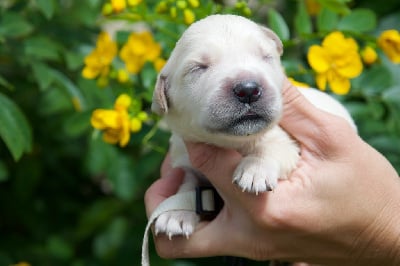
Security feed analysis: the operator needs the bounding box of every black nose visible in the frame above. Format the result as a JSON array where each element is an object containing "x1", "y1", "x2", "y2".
[{"x1": 233, "y1": 81, "x2": 262, "y2": 104}]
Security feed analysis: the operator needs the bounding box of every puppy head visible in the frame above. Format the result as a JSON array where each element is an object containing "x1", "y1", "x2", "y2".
[{"x1": 152, "y1": 15, "x2": 285, "y2": 142}]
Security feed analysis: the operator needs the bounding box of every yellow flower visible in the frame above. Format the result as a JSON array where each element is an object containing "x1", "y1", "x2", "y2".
[
  {"x1": 176, "y1": 0, "x2": 187, "y2": 9},
  {"x1": 120, "y1": 31, "x2": 162, "y2": 74},
  {"x1": 114, "y1": 93, "x2": 131, "y2": 111},
  {"x1": 82, "y1": 32, "x2": 117, "y2": 79},
  {"x1": 188, "y1": 0, "x2": 199, "y2": 8},
  {"x1": 361, "y1": 46, "x2": 378, "y2": 65},
  {"x1": 170, "y1": 7, "x2": 177, "y2": 18},
  {"x1": 156, "y1": 1, "x2": 168, "y2": 13},
  {"x1": 127, "y1": 0, "x2": 142, "y2": 6},
  {"x1": 91, "y1": 94, "x2": 133, "y2": 147},
  {"x1": 137, "y1": 111, "x2": 148, "y2": 121},
  {"x1": 130, "y1": 117, "x2": 142, "y2": 132},
  {"x1": 117, "y1": 68, "x2": 130, "y2": 83},
  {"x1": 183, "y1": 9, "x2": 195, "y2": 25},
  {"x1": 288, "y1": 78, "x2": 310, "y2": 88},
  {"x1": 378, "y1": 29, "x2": 400, "y2": 64},
  {"x1": 307, "y1": 31, "x2": 363, "y2": 95},
  {"x1": 111, "y1": 0, "x2": 126, "y2": 12},
  {"x1": 153, "y1": 57, "x2": 166, "y2": 72},
  {"x1": 102, "y1": 3, "x2": 113, "y2": 15}
]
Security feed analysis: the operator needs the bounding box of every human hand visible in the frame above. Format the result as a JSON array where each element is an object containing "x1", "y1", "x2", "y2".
[{"x1": 145, "y1": 77, "x2": 400, "y2": 265}]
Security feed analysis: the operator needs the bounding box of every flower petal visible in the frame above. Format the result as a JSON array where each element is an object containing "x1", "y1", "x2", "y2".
[
  {"x1": 308, "y1": 45, "x2": 330, "y2": 73},
  {"x1": 328, "y1": 71, "x2": 351, "y2": 95}
]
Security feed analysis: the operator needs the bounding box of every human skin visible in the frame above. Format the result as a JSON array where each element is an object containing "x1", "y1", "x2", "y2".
[{"x1": 145, "y1": 78, "x2": 400, "y2": 265}]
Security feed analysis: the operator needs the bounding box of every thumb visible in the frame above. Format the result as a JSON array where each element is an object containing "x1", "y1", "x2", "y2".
[
  {"x1": 280, "y1": 78, "x2": 326, "y2": 141},
  {"x1": 279, "y1": 78, "x2": 352, "y2": 152}
]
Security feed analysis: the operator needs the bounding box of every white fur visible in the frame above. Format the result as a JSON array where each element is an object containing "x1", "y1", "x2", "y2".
[{"x1": 151, "y1": 15, "x2": 356, "y2": 238}]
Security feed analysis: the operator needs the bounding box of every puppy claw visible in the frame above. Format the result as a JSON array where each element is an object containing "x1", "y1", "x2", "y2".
[
  {"x1": 233, "y1": 156, "x2": 280, "y2": 194},
  {"x1": 154, "y1": 210, "x2": 200, "y2": 239}
]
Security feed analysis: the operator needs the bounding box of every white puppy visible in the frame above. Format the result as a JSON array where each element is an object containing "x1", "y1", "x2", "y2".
[{"x1": 151, "y1": 14, "x2": 355, "y2": 239}]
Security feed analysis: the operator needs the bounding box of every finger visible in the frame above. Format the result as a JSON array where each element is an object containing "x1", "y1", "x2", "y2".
[
  {"x1": 160, "y1": 152, "x2": 172, "y2": 176},
  {"x1": 280, "y1": 78, "x2": 326, "y2": 141},
  {"x1": 153, "y1": 209, "x2": 244, "y2": 259},
  {"x1": 185, "y1": 142, "x2": 242, "y2": 197},
  {"x1": 144, "y1": 168, "x2": 184, "y2": 217},
  {"x1": 280, "y1": 78, "x2": 355, "y2": 156}
]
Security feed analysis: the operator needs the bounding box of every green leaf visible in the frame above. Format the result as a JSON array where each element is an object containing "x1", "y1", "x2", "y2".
[
  {"x1": 0, "y1": 161, "x2": 9, "y2": 182},
  {"x1": 65, "y1": 51, "x2": 85, "y2": 71},
  {"x1": 0, "y1": 12, "x2": 33, "y2": 38},
  {"x1": 76, "y1": 199, "x2": 123, "y2": 240},
  {"x1": 338, "y1": 8, "x2": 377, "y2": 33},
  {"x1": 46, "y1": 236, "x2": 73, "y2": 259},
  {"x1": 317, "y1": 8, "x2": 339, "y2": 32},
  {"x1": 94, "y1": 217, "x2": 128, "y2": 258},
  {"x1": 294, "y1": 0, "x2": 312, "y2": 36},
  {"x1": 267, "y1": 9, "x2": 290, "y2": 41},
  {"x1": 63, "y1": 111, "x2": 92, "y2": 137},
  {"x1": 382, "y1": 86, "x2": 400, "y2": 105},
  {"x1": 0, "y1": 93, "x2": 32, "y2": 161},
  {"x1": 24, "y1": 36, "x2": 60, "y2": 61},
  {"x1": 358, "y1": 65, "x2": 392, "y2": 96},
  {"x1": 36, "y1": 0, "x2": 56, "y2": 19},
  {"x1": 109, "y1": 155, "x2": 138, "y2": 201},
  {"x1": 316, "y1": 0, "x2": 351, "y2": 14},
  {"x1": 51, "y1": 70, "x2": 87, "y2": 111},
  {"x1": 0, "y1": 75, "x2": 13, "y2": 91},
  {"x1": 32, "y1": 62, "x2": 55, "y2": 91}
]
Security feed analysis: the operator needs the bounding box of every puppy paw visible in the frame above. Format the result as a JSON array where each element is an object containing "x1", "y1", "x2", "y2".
[
  {"x1": 233, "y1": 156, "x2": 279, "y2": 194},
  {"x1": 154, "y1": 211, "x2": 200, "y2": 239}
]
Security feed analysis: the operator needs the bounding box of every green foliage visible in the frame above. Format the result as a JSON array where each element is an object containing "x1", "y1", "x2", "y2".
[{"x1": 0, "y1": 0, "x2": 399, "y2": 266}]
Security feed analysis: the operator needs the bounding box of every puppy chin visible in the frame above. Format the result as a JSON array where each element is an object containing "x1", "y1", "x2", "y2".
[{"x1": 205, "y1": 115, "x2": 275, "y2": 136}]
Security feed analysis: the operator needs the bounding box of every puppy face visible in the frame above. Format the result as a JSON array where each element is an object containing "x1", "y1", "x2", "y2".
[{"x1": 153, "y1": 15, "x2": 285, "y2": 142}]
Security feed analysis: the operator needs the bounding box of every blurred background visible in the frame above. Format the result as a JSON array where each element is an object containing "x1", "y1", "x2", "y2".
[{"x1": 0, "y1": 0, "x2": 399, "y2": 265}]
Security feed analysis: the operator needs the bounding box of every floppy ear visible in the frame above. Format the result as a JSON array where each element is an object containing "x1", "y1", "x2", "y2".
[
  {"x1": 151, "y1": 74, "x2": 169, "y2": 115},
  {"x1": 260, "y1": 26, "x2": 283, "y2": 56}
]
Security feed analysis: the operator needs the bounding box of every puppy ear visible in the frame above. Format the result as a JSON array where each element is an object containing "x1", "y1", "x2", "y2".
[
  {"x1": 260, "y1": 26, "x2": 283, "y2": 56},
  {"x1": 151, "y1": 74, "x2": 169, "y2": 115}
]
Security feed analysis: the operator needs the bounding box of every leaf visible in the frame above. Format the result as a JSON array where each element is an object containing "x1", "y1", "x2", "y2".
[
  {"x1": 338, "y1": 8, "x2": 377, "y2": 33},
  {"x1": 46, "y1": 236, "x2": 73, "y2": 259},
  {"x1": 51, "y1": 70, "x2": 87, "y2": 111},
  {"x1": 0, "y1": 93, "x2": 32, "y2": 161},
  {"x1": 0, "y1": 161, "x2": 8, "y2": 182},
  {"x1": 382, "y1": 86, "x2": 400, "y2": 105},
  {"x1": 267, "y1": 9, "x2": 290, "y2": 41},
  {"x1": 358, "y1": 65, "x2": 392, "y2": 96},
  {"x1": 0, "y1": 12, "x2": 33, "y2": 38},
  {"x1": 94, "y1": 217, "x2": 128, "y2": 258},
  {"x1": 24, "y1": 36, "x2": 60, "y2": 61},
  {"x1": 294, "y1": 0, "x2": 312, "y2": 36},
  {"x1": 31, "y1": 62, "x2": 55, "y2": 91},
  {"x1": 317, "y1": 8, "x2": 339, "y2": 32},
  {"x1": 316, "y1": 0, "x2": 351, "y2": 14},
  {"x1": 36, "y1": 0, "x2": 56, "y2": 19},
  {"x1": 108, "y1": 155, "x2": 138, "y2": 201},
  {"x1": 63, "y1": 111, "x2": 92, "y2": 137},
  {"x1": 0, "y1": 75, "x2": 13, "y2": 91}
]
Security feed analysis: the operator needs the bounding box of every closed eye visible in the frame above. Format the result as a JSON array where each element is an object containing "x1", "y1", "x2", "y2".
[
  {"x1": 262, "y1": 54, "x2": 273, "y2": 62},
  {"x1": 185, "y1": 62, "x2": 209, "y2": 75}
]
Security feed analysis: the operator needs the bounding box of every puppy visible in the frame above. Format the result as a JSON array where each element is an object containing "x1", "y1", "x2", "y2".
[{"x1": 151, "y1": 14, "x2": 355, "y2": 239}]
